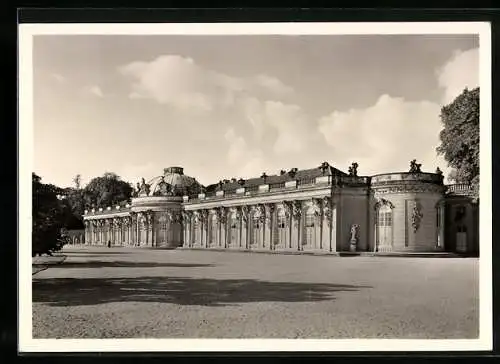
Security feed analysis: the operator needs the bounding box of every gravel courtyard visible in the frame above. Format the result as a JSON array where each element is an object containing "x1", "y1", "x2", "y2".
[{"x1": 32, "y1": 247, "x2": 479, "y2": 339}]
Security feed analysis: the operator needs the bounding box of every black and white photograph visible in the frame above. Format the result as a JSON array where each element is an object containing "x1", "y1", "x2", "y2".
[{"x1": 18, "y1": 21, "x2": 491, "y2": 352}]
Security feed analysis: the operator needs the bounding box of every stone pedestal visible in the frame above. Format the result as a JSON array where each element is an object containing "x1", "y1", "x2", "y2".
[{"x1": 349, "y1": 239, "x2": 357, "y2": 252}]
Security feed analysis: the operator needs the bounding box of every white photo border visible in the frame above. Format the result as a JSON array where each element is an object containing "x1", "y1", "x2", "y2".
[{"x1": 18, "y1": 21, "x2": 492, "y2": 353}]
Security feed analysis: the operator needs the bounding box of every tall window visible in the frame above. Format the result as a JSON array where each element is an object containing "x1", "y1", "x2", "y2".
[
  {"x1": 276, "y1": 208, "x2": 287, "y2": 247},
  {"x1": 231, "y1": 211, "x2": 238, "y2": 229},
  {"x1": 377, "y1": 209, "x2": 392, "y2": 227},
  {"x1": 377, "y1": 204, "x2": 393, "y2": 251},
  {"x1": 277, "y1": 213, "x2": 286, "y2": 228},
  {"x1": 305, "y1": 210, "x2": 315, "y2": 227}
]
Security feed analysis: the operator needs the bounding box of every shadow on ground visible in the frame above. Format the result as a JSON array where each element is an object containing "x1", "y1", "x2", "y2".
[
  {"x1": 64, "y1": 251, "x2": 135, "y2": 255},
  {"x1": 33, "y1": 276, "x2": 370, "y2": 307},
  {"x1": 51, "y1": 261, "x2": 215, "y2": 269}
]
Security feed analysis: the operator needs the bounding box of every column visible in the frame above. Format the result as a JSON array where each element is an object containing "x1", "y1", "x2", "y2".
[
  {"x1": 240, "y1": 206, "x2": 248, "y2": 249},
  {"x1": 84, "y1": 222, "x2": 88, "y2": 245},
  {"x1": 291, "y1": 200, "x2": 302, "y2": 251},
  {"x1": 201, "y1": 210, "x2": 207, "y2": 248},
  {"x1": 437, "y1": 201, "x2": 445, "y2": 250},
  {"x1": 330, "y1": 203, "x2": 337, "y2": 252},
  {"x1": 136, "y1": 213, "x2": 140, "y2": 246},
  {"x1": 284, "y1": 201, "x2": 293, "y2": 249}
]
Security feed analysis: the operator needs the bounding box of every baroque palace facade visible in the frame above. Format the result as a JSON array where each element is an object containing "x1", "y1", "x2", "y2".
[{"x1": 82, "y1": 163, "x2": 479, "y2": 255}]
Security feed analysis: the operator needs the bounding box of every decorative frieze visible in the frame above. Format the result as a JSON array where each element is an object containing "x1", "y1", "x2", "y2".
[{"x1": 374, "y1": 184, "x2": 445, "y2": 194}]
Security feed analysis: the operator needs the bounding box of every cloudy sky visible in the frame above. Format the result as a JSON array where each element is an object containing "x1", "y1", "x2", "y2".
[{"x1": 32, "y1": 34, "x2": 479, "y2": 188}]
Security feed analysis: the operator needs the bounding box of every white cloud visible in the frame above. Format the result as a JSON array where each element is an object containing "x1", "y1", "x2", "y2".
[
  {"x1": 119, "y1": 54, "x2": 294, "y2": 112},
  {"x1": 119, "y1": 54, "x2": 311, "y2": 170},
  {"x1": 51, "y1": 73, "x2": 66, "y2": 84},
  {"x1": 237, "y1": 98, "x2": 312, "y2": 154},
  {"x1": 224, "y1": 127, "x2": 267, "y2": 179},
  {"x1": 254, "y1": 74, "x2": 294, "y2": 96},
  {"x1": 88, "y1": 85, "x2": 104, "y2": 98},
  {"x1": 437, "y1": 47, "x2": 479, "y2": 104},
  {"x1": 263, "y1": 101, "x2": 311, "y2": 154},
  {"x1": 316, "y1": 48, "x2": 480, "y2": 179},
  {"x1": 318, "y1": 94, "x2": 448, "y2": 176}
]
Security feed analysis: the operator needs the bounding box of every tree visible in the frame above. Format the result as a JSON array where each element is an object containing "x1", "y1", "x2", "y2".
[
  {"x1": 437, "y1": 87, "x2": 479, "y2": 196},
  {"x1": 82, "y1": 172, "x2": 133, "y2": 209},
  {"x1": 32, "y1": 173, "x2": 68, "y2": 256},
  {"x1": 73, "y1": 174, "x2": 82, "y2": 190},
  {"x1": 63, "y1": 174, "x2": 85, "y2": 228}
]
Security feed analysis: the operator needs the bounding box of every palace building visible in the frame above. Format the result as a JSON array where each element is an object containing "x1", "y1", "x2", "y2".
[{"x1": 82, "y1": 162, "x2": 479, "y2": 255}]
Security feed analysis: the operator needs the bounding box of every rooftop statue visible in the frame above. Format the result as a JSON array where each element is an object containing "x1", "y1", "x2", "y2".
[
  {"x1": 155, "y1": 176, "x2": 172, "y2": 196},
  {"x1": 435, "y1": 167, "x2": 443, "y2": 176},
  {"x1": 133, "y1": 182, "x2": 141, "y2": 197},
  {"x1": 318, "y1": 162, "x2": 330, "y2": 174},
  {"x1": 409, "y1": 159, "x2": 422, "y2": 173},
  {"x1": 348, "y1": 162, "x2": 359, "y2": 177},
  {"x1": 138, "y1": 177, "x2": 150, "y2": 196}
]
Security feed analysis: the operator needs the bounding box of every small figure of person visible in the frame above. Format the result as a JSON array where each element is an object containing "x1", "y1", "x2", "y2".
[{"x1": 107, "y1": 240, "x2": 111, "y2": 248}]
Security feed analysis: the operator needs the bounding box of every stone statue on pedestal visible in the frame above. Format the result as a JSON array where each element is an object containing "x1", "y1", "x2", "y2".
[
  {"x1": 155, "y1": 176, "x2": 172, "y2": 196},
  {"x1": 349, "y1": 224, "x2": 359, "y2": 252},
  {"x1": 409, "y1": 159, "x2": 422, "y2": 173},
  {"x1": 348, "y1": 162, "x2": 359, "y2": 177},
  {"x1": 138, "y1": 178, "x2": 150, "y2": 196}
]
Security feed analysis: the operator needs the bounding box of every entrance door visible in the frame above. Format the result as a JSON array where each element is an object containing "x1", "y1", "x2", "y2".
[
  {"x1": 456, "y1": 226, "x2": 467, "y2": 252},
  {"x1": 276, "y1": 209, "x2": 287, "y2": 250},
  {"x1": 377, "y1": 206, "x2": 393, "y2": 252},
  {"x1": 193, "y1": 221, "x2": 200, "y2": 247},
  {"x1": 210, "y1": 214, "x2": 218, "y2": 247},
  {"x1": 304, "y1": 207, "x2": 317, "y2": 250},
  {"x1": 157, "y1": 215, "x2": 168, "y2": 247},
  {"x1": 252, "y1": 219, "x2": 262, "y2": 248}
]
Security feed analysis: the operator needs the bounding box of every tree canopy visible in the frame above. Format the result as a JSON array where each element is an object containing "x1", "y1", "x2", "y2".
[
  {"x1": 437, "y1": 87, "x2": 479, "y2": 196},
  {"x1": 82, "y1": 172, "x2": 133, "y2": 209},
  {"x1": 32, "y1": 173, "x2": 69, "y2": 256}
]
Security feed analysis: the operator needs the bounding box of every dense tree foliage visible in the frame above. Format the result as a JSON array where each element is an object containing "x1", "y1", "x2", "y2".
[
  {"x1": 32, "y1": 172, "x2": 133, "y2": 255},
  {"x1": 437, "y1": 87, "x2": 479, "y2": 197},
  {"x1": 32, "y1": 173, "x2": 69, "y2": 256},
  {"x1": 82, "y1": 172, "x2": 133, "y2": 209}
]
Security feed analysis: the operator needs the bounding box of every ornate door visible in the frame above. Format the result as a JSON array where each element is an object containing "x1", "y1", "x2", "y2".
[
  {"x1": 456, "y1": 225, "x2": 467, "y2": 252},
  {"x1": 210, "y1": 213, "x2": 218, "y2": 247},
  {"x1": 304, "y1": 204, "x2": 319, "y2": 249},
  {"x1": 252, "y1": 218, "x2": 261, "y2": 248},
  {"x1": 230, "y1": 211, "x2": 238, "y2": 246},
  {"x1": 377, "y1": 205, "x2": 393, "y2": 252},
  {"x1": 276, "y1": 207, "x2": 287, "y2": 250}
]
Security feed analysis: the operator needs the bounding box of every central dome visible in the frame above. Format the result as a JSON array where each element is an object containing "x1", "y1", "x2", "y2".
[{"x1": 146, "y1": 167, "x2": 202, "y2": 197}]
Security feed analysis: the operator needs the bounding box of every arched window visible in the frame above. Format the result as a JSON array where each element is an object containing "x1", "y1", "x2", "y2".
[
  {"x1": 277, "y1": 208, "x2": 286, "y2": 229},
  {"x1": 159, "y1": 215, "x2": 168, "y2": 230},
  {"x1": 304, "y1": 205, "x2": 318, "y2": 248},
  {"x1": 230, "y1": 211, "x2": 238, "y2": 229},
  {"x1": 305, "y1": 209, "x2": 315, "y2": 227},
  {"x1": 253, "y1": 210, "x2": 262, "y2": 229}
]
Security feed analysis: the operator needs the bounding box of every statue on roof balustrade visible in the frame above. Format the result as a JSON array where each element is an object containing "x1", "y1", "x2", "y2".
[
  {"x1": 154, "y1": 176, "x2": 172, "y2": 196},
  {"x1": 319, "y1": 161, "x2": 330, "y2": 175},
  {"x1": 409, "y1": 159, "x2": 422, "y2": 173},
  {"x1": 348, "y1": 162, "x2": 359, "y2": 177},
  {"x1": 138, "y1": 177, "x2": 150, "y2": 196}
]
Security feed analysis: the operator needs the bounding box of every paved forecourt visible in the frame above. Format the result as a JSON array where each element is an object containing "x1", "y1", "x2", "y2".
[{"x1": 32, "y1": 246, "x2": 479, "y2": 339}]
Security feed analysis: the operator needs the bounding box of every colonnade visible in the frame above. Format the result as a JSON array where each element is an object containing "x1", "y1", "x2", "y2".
[
  {"x1": 84, "y1": 210, "x2": 183, "y2": 248},
  {"x1": 84, "y1": 197, "x2": 337, "y2": 251},
  {"x1": 182, "y1": 197, "x2": 336, "y2": 252}
]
